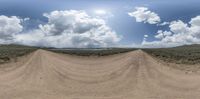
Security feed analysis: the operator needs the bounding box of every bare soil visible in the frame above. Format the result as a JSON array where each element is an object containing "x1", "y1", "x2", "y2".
[{"x1": 0, "y1": 49, "x2": 200, "y2": 99}]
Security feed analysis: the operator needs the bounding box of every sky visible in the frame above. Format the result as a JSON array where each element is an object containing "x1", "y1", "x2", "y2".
[{"x1": 0, "y1": 0, "x2": 200, "y2": 48}]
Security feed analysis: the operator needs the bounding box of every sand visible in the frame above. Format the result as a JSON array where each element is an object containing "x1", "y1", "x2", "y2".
[{"x1": 0, "y1": 49, "x2": 200, "y2": 99}]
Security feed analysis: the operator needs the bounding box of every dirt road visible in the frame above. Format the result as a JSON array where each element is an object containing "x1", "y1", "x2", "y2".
[{"x1": 0, "y1": 49, "x2": 200, "y2": 99}]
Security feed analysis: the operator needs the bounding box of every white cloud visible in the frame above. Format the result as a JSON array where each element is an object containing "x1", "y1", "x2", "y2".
[
  {"x1": 144, "y1": 34, "x2": 148, "y2": 38},
  {"x1": 157, "y1": 22, "x2": 170, "y2": 26},
  {"x1": 128, "y1": 7, "x2": 161, "y2": 24},
  {"x1": 14, "y1": 29, "x2": 45, "y2": 46},
  {"x1": 142, "y1": 34, "x2": 149, "y2": 44},
  {"x1": 169, "y1": 20, "x2": 189, "y2": 34},
  {"x1": 190, "y1": 16, "x2": 200, "y2": 26},
  {"x1": 142, "y1": 15, "x2": 200, "y2": 48},
  {"x1": 0, "y1": 15, "x2": 23, "y2": 43},
  {"x1": 14, "y1": 10, "x2": 121, "y2": 48},
  {"x1": 24, "y1": 17, "x2": 30, "y2": 21},
  {"x1": 155, "y1": 30, "x2": 172, "y2": 39}
]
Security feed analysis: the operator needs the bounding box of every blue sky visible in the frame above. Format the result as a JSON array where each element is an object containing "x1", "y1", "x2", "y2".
[{"x1": 0, "y1": 0, "x2": 200, "y2": 48}]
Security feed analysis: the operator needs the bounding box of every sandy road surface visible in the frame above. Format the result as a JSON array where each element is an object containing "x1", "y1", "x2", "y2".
[{"x1": 0, "y1": 49, "x2": 200, "y2": 99}]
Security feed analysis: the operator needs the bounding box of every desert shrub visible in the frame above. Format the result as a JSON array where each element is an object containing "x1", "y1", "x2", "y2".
[
  {"x1": 0, "y1": 44, "x2": 37, "y2": 64},
  {"x1": 49, "y1": 48, "x2": 136, "y2": 56},
  {"x1": 143, "y1": 45, "x2": 200, "y2": 64}
]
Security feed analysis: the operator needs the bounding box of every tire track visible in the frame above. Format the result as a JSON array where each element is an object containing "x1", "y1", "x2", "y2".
[{"x1": 0, "y1": 49, "x2": 200, "y2": 99}]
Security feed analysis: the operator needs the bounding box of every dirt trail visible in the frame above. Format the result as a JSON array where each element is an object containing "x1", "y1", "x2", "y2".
[{"x1": 1, "y1": 49, "x2": 200, "y2": 99}]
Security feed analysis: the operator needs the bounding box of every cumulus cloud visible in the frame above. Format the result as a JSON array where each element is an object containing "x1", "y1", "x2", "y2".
[
  {"x1": 0, "y1": 15, "x2": 23, "y2": 43},
  {"x1": 128, "y1": 7, "x2": 161, "y2": 24},
  {"x1": 14, "y1": 10, "x2": 121, "y2": 48},
  {"x1": 23, "y1": 18, "x2": 30, "y2": 21},
  {"x1": 155, "y1": 30, "x2": 172, "y2": 39},
  {"x1": 157, "y1": 22, "x2": 170, "y2": 26},
  {"x1": 144, "y1": 34, "x2": 148, "y2": 38},
  {"x1": 142, "y1": 15, "x2": 200, "y2": 48}
]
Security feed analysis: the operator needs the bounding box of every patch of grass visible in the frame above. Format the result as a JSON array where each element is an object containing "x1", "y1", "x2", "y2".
[
  {"x1": 143, "y1": 45, "x2": 200, "y2": 65},
  {"x1": 0, "y1": 44, "x2": 37, "y2": 64}
]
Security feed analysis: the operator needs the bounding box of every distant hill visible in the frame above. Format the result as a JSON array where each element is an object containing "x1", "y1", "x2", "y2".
[{"x1": 175, "y1": 44, "x2": 200, "y2": 48}]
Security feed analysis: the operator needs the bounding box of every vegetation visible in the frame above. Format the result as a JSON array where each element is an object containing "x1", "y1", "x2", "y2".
[
  {"x1": 49, "y1": 44, "x2": 200, "y2": 65},
  {"x1": 143, "y1": 44, "x2": 200, "y2": 65},
  {"x1": 1, "y1": 44, "x2": 200, "y2": 65},
  {"x1": 0, "y1": 44, "x2": 37, "y2": 64},
  {"x1": 49, "y1": 48, "x2": 136, "y2": 56}
]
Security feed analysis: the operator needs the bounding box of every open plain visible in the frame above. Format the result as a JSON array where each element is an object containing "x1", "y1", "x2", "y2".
[{"x1": 0, "y1": 49, "x2": 200, "y2": 99}]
